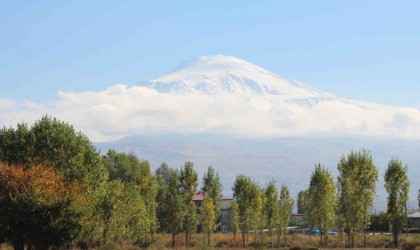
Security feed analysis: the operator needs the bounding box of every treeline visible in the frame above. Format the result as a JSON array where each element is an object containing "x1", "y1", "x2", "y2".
[
  {"x1": 0, "y1": 116, "x2": 226, "y2": 249},
  {"x1": 0, "y1": 116, "x2": 417, "y2": 249}
]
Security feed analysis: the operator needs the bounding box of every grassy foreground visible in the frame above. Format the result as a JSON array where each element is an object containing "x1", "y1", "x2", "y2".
[
  {"x1": 1, "y1": 233, "x2": 419, "y2": 250},
  {"x1": 97, "y1": 233, "x2": 420, "y2": 250}
]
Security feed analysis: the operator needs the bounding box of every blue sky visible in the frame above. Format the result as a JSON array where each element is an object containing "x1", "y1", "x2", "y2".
[{"x1": 1, "y1": 0, "x2": 420, "y2": 107}]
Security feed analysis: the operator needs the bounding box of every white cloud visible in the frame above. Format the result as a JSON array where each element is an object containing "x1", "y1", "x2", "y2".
[{"x1": 2, "y1": 84, "x2": 420, "y2": 142}]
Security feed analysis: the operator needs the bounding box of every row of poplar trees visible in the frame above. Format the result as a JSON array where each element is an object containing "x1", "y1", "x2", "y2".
[
  {"x1": 0, "y1": 116, "x2": 414, "y2": 249},
  {"x1": 298, "y1": 149, "x2": 410, "y2": 248},
  {"x1": 231, "y1": 175, "x2": 295, "y2": 248},
  {"x1": 154, "y1": 161, "x2": 223, "y2": 249}
]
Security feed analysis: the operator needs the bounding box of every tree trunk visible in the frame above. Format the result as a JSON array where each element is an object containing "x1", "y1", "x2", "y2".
[
  {"x1": 13, "y1": 234, "x2": 24, "y2": 250},
  {"x1": 320, "y1": 231, "x2": 323, "y2": 248},
  {"x1": 284, "y1": 229, "x2": 287, "y2": 247},
  {"x1": 242, "y1": 230, "x2": 246, "y2": 248},
  {"x1": 393, "y1": 222, "x2": 399, "y2": 248},
  {"x1": 172, "y1": 233, "x2": 176, "y2": 249},
  {"x1": 270, "y1": 229, "x2": 274, "y2": 249},
  {"x1": 185, "y1": 230, "x2": 190, "y2": 248}
]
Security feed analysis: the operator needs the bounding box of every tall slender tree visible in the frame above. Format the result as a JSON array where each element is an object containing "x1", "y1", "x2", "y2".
[
  {"x1": 307, "y1": 164, "x2": 336, "y2": 247},
  {"x1": 297, "y1": 190, "x2": 308, "y2": 215},
  {"x1": 179, "y1": 161, "x2": 198, "y2": 248},
  {"x1": 384, "y1": 158, "x2": 410, "y2": 248},
  {"x1": 337, "y1": 149, "x2": 378, "y2": 248},
  {"x1": 167, "y1": 170, "x2": 184, "y2": 249},
  {"x1": 155, "y1": 162, "x2": 176, "y2": 233},
  {"x1": 201, "y1": 196, "x2": 216, "y2": 245},
  {"x1": 233, "y1": 175, "x2": 258, "y2": 248},
  {"x1": 231, "y1": 200, "x2": 240, "y2": 241},
  {"x1": 201, "y1": 166, "x2": 223, "y2": 232},
  {"x1": 277, "y1": 185, "x2": 294, "y2": 246},
  {"x1": 264, "y1": 180, "x2": 279, "y2": 248},
  {"x1": 418, "y1": 189, "x2": 420, "y2": 209},
  {"x1": 252, "y1": 187, "x2": 265, "y2": 247}
]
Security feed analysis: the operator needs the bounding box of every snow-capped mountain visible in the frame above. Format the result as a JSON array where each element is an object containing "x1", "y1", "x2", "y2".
[
  {"x1": 136, "y1": 55, "x2": 420, "y2": 140},
  {"x1": 146, "y1": 55, "x2": 335, "y2": 103}
]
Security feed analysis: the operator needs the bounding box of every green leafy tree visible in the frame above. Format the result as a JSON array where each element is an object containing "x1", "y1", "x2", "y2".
[
  {"x1": 154, "y1": 162, "x2": 176, "y2": 233},
  {"x1": 385, "y1": 158, "x2": 410, "y2": 248},
  {"x1": 138, "y1": 161, "x2": 158, "y2": 243},
  {"x1": 418, "y1": 189, "x2": 420, "y2": 208},
  {"x1": 231, "y1": 200, "x2": 240, "y2": 240},
  {"x1": 0, "y1": 116, "x2": 108, "y2": 247},
  {"x1": 179, "y1": 161, "x2": 199, "y2": 248},
  {"x1": 264, "y1": 180, "x2": 279, "y2": 248},
  {"x1": 370, "y1": 212, "x2": 389, "y2": 232},
  {"x1": 307, "y1": 164, "x2": 336, "y2": 247},
  {"x1": 252, "y1": 187, "x2": 265, "y2": 247},
  {"x1": 0, "y1": 115, "x2": 108, "y2": 190},
  {"x1": 337, "y1": 149, "x2": 378, "y2": 248},
  {"x1": 166, "y1": 170, "x2": 184, "y2": 249},
  {"x1": 201, "y1": 166, "x2": 223, "y2": 222},
  {"x1": 233, "y1": 175, "x2": 258, "y2": 248},
  {"x1": 201, "y1": 197, "x2": 216, "y2": 245},
  {"x1": 297, "y1": 190, "x2": 308, "y2": 215},
  {"x1": 277, "y1": 185, "x2": 294, "y2": 246},
  {"x1": 0, "y1": 164, "x2": 81, "y2": 250},
  {"x1": 102, "y1": 150, "x2": 158, "y2": 243},
  {"x1": 102, "y1": 149, "x2": 142, "y2": 183},
  {"x1": 81, "y1": 181, "x2": 147, "y2": 244}
]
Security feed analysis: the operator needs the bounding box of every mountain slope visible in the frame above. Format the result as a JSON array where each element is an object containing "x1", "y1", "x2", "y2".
[{"x1": 145, "y1": 55, "x2": 333, "y2": 100}]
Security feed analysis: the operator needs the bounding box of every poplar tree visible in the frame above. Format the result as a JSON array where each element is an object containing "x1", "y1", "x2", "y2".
[
  {"x1": 179, "y1": 161, "x2": 198, "y2": 248},
  {"x1": 277, "y1": 185, "x2": 294, "y2": 246},
  {"x1": 264, "y1": 180, "x2": 279, "y2": 248},
  {"x1": 297, "y1": 190, "x2": 308, "y2": 215},
  {"x1": 337, "y1": 149, "x2": 378, "y2": 248},
  {"x1": 231, "y1": 200, "x2": 240, "y2": 240},
  {"x1": 307, "y1": 164, "x2": 336, "y2": 247},
  {"x1": 385, "y1": 158, "x2": 410, "y2": 248},
  {"x1": 167, "y1": 171, "x2": 184, "y2": 249},
  {"x1": 201, "y1": 166, "x2": 222, "y2": 231},
  {"x1": 155, "y1": 163, "x2": 176, "y2": 233},
  {"x1": 233, "y1": 175, "x2": 258, "y2": 248},
  {"x1": 252, "y1": 187, "x2": 265, "y2": 247},
  {"x1": 201, "y1": 197, "x2": 216, "y2": 245}
]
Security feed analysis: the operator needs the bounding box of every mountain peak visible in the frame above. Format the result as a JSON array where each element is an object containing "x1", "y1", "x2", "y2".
[
  {"x1": 145, "y1": 55, "x2": 332, "y2": 99},
  {"x1": 173, "y1": 55, "x2": 263, "y2": 72}
]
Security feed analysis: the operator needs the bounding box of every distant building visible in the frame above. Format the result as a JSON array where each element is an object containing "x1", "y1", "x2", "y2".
[
  {"x1": 193, "y1": 191, "x2": 233, "y2": 233},
  {"x1": 408, "y1": 212, "x2": 420, "y2": 228}
]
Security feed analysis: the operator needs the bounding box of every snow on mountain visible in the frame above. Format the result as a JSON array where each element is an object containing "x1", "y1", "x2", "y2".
[
  {"x1": 138, "y1": 55, "x2": 420, "y2": 140},
  {"x1": 146, "y1": 55, "x2": 334, "y2": 101}
]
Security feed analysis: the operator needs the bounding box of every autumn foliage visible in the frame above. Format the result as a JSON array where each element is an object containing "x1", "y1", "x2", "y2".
[
  {"x1": 0, "y1": 164, "x2": 66, "y2": 204},
  {"x1": 0, "y1": 163, "x2": 81, "y2": 250}
]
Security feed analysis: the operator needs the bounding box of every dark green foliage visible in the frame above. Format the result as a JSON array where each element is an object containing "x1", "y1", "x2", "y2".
[
  {"x1": 155, "y1": 163, "x2": 177, "y2": 233},
  {"x1": 167, "y1": 170, "x2": 185, "y2": 248},
  {"x1": 102, "y1": 149, "x2": 142, "y2": 183},
  {"x1": 297, "y1": 190, "x2": 308, "y2": 215},
  {"x1": 369, "y1": 212, "x2": 389, "y2": 232},
  {"x1": 0, "y1": 115, "x2": 107, "y2": 189},
  {"x1": 385, "y1": 158, "x2": 410, "y2": 248},
  {"x1": 180, "y1": 161, "x2": 199, "y2": 247},
  {"x1": 0, "y1": 193, "x2": 80, "y2": 250}
]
